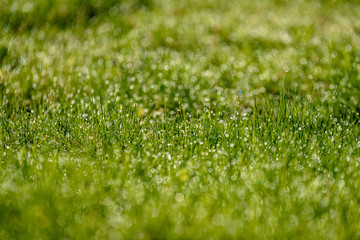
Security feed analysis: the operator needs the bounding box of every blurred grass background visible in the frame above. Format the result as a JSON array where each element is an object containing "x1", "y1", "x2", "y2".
[
  {"x1": 1, "y1": 0, "x2": 360, "y2": 116},
  {"x1": 0, "y1": 0, "x2": 152, "y2": 31}
]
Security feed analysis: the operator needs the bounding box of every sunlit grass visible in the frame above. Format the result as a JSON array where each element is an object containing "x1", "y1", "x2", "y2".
[{"x1": 1, "y1": 0, "x2": 360, "y2": 239}]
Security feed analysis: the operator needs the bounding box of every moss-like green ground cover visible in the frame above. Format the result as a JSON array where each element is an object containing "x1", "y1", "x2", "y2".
[{"x1": 1, "y1": 0, "x2": 360, "y2": 239}]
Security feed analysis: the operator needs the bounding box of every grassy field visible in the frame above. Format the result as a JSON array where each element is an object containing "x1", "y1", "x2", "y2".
[{"x1": 1, "y1": 0, "x2": 360, "y2": 239}]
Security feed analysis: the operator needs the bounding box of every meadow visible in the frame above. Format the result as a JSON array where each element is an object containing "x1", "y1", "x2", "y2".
[{"x1": 1, "y1": 0, "x2": 360, "y2": 239}]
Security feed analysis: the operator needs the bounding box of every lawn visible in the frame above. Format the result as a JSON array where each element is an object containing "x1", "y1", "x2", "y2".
[{"x1": 1, "y1": 0, "x2": 360, "y2": 239}]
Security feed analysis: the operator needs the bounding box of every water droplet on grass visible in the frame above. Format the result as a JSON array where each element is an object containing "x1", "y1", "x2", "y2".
[{"x1": 175, "y1": 193, "x2": 184, "y2": 202}]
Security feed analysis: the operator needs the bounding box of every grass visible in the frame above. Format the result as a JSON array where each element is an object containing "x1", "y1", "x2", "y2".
[{"x1": 1, "y1": 0, "x2": 360, "y2": 239}]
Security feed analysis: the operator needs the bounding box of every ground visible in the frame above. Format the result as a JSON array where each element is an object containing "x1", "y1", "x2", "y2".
[{"x1": 1, "y1": 0, "x2": 360, "y2": 239}]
